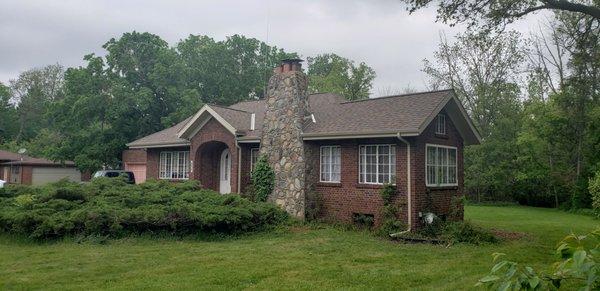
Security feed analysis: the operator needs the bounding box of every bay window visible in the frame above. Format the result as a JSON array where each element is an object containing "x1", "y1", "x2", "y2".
[{"x1": 426, "y1": 144, "x2": 457, "y2": 187}]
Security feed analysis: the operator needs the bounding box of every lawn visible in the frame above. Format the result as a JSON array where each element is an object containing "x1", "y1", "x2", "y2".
[{"x1": 0, "y1": 205, "x2": 597, "y2": 290}]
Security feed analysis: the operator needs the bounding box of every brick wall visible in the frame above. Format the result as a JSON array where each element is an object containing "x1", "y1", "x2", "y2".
[
  {"x1": 412, "y1": 109, "x2": 465, "y2": 225},
  {"x1": 309, "y1": 138, "x2": 409, "y2": 227},
  {"x1": 122, "y1": 149, "x2": 147, "y2": 164},
  {"x1": 308, "y1": 109, "x2": 464, "y2": 229},
  {"x1": 190, "y1": 118, "x2": 239, "y2": 193}
]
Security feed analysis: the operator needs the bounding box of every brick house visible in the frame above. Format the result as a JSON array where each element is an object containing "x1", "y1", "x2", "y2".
[
  {"x1": 123, "y1": 59, "x2": 480, "y2": 229},
  {"x1": 0, "y1": 150, "x2": 86, "y2": 185}
]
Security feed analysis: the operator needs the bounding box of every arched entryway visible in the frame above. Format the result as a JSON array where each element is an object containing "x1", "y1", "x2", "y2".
[{"x1": 194, "y1": 141, "x2": 232, "y2": 193}]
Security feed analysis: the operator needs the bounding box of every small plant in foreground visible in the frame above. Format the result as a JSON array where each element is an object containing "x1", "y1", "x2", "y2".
[{"x1": 477, "y1": 228, "x2": 600, "y2": 290}]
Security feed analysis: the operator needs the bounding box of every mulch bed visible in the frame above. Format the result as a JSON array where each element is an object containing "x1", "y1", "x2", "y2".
[{"x1": 490, "y1": 229, "x2": 528, "y2": 241}]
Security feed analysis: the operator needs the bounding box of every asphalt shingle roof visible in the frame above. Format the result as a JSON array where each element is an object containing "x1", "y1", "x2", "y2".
[{"x1": 127, "y1": 89, "x2": 466, "y2": 147}]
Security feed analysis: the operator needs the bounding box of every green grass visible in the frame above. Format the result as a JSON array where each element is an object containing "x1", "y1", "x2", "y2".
[{"x1": 0, "y1": 206, "x2": 597, "y2": 290}]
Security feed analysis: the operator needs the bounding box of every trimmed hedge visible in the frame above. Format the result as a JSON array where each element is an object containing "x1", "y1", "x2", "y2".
[{"x1": 0, "y1": 178, "x2": 288, "y2": 240}]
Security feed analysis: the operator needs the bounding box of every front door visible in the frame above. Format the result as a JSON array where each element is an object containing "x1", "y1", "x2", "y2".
[{"x1": 219, "y1": 149, "x2": 231, "y2": 194}]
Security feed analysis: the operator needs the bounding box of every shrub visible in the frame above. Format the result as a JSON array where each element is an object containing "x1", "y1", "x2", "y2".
[
  {"x1": 305, "y1": 191, "x2": 323, "y2": 221},
  {"x1": 442, "y1": 221, "x2": 498, "y2": 245},
  {"x1": 0, "y1": 179, "x2": 288, "y2": 240},
  {"x1": 378, "y1": 184, "x2": 406, "y2": 236},
  {"x1": 590, "y1": 170, "x2": 600, "y2": 217},
  {"x1": 251, "y1": 155, "x2": 275, "y2": 202}
]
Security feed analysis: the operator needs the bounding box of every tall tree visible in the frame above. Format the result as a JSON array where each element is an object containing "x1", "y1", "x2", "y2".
[
  {"x1": 9, "y1": 64, "x2": 64, "y2": 142},
  {"x1": 0, "y1": 82, "x2": 17, "y2": 143},
  {"x1": 306, "y1": 53, "x2": 376, "y2": 100},
  {"x1": 423, "y1": 30, "x2": 525, "y2": 201},
  {"x1": 400, "y1": 0, "x2": 600, "y2": 29}
]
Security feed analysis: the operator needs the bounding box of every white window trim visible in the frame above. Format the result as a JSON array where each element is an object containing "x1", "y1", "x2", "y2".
[
  {"x1": 358, "y1": 144, "x2": 396, "y2": 185},
  {"x1": 250, "y1": 148, "x2": 259, "y2": 171},
  {"x1": 425, "y1": 143, "x2": 458, "y2": 187},
  {"x1": 320, "y1": 145, "x2": 341, "y2": 183},
  {"x1": 159, "y1": 151, "x2": 190, "y2": 180}
]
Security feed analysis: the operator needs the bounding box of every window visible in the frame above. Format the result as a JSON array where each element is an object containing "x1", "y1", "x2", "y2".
[
  {"x1": 426, "y1": 144, "x2": 457, "y2": 187},
  {"x1": 320, "y1": 146, "x2": 341, "y2": 182},
  {"x1": 159, "y1": 151, "x2": 190, "y2": 180},
  {"x1": 250, "y1": 148, "x2": 260, "y2": 171},
  {"x1": 436, "y1": 114, "x2": 446, "y2": 135},
  {"x1": 359, "y1": 145, "x2": 396, "y2": 184}
]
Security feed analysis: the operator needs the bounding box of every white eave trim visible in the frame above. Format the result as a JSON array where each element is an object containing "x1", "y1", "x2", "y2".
[
  {"x1": 177, "y1": 105, "x2": 238, "y2": 138},
  {"x1": 128, "y1": 142, "x2": 191, "y2": 149},
  {"x1": 301, "y1": 131, "x2": 419, "y2": 141}
]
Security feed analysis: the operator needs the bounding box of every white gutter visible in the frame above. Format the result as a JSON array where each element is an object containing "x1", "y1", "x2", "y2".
[
  {"x1": 236, "y1": 141, "x2": 242, "y2": 194},
  {"x1": 392, "y1": 133, "x2": 412, "y2": 235}
]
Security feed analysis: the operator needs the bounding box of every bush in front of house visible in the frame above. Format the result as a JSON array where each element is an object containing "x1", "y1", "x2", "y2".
[
  {"x1": 0, "y1": 178, "x2": 289, "y2": 240},
  {"x1": 251, "y1": 155, "x2": 275, "y2": 202},
  {"x1": 590, "y1": 170, "x2": 600, "y2": 218}
]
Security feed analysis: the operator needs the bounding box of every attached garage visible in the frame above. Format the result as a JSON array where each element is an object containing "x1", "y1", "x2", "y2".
[
  {"x1": 31, "y1": 167, "x2": 82, "y2": 185},
  {"x1": 124, "y1": 163, "x2": 146, "y2": 184}
]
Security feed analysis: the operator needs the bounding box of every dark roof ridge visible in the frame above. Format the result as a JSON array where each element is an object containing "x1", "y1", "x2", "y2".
[
  {"x1": 209, "y1": 104, "x2": 252, "y2": 114},
  {"x1": 340, "y1": 89, "x2": 454, "y2": 104}
]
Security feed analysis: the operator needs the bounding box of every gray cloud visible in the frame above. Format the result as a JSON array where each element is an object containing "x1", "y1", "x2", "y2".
[{"x1": 0, "y1": 0, "x2": 540, "y2": 95}]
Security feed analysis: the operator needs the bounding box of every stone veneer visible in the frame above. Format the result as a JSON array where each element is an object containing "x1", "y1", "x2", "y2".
[{"x1": 259, "y1": 62, "x2": 309, "y2": 219}]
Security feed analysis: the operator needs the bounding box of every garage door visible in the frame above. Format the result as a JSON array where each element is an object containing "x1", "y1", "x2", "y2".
[
  {"x1": 125, "y1": 163, "x2": 146, "y2": 184},
  {"x1": 32, "y1": 167, "x2": 82, "y2": 186}
]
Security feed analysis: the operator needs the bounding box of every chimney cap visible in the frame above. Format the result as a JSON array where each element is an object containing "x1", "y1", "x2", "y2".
[{"x1": 281, "y1": 58, "x2": 304, "y2": 64}]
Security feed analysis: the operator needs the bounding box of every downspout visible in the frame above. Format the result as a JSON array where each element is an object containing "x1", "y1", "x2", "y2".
[
  {"x1": 236, "y1": 140, "x2": 241, "y2": 194},
  {"x1": 391, "y1": 133, "x2": 412, "y2": 236}
]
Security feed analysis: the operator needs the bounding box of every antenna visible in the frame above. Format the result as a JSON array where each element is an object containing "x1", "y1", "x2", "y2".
[
  {"x1": 263, "y1": 0, "x2": 271, "y2": 98},
  {"x1": 17, "y1": 148, "x2": 26, "y2": 161}
]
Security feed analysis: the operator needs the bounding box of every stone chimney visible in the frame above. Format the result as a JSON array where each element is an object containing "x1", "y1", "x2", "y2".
[{"x1": 260, "y1": 59, "x2": 308, "y2": 219}]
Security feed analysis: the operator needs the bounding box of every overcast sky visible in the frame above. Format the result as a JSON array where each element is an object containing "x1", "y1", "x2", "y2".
[{"x1": 0, "y1": 0, "x2": 541, "y2": 96}]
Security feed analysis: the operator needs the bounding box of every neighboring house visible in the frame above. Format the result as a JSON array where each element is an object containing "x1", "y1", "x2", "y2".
[
  {"x1": 124, "y1": 59, "x2": 481, "y2": 229},
  {"x1": 0, "y1": 150, "x2": 85, "y2": 185}
]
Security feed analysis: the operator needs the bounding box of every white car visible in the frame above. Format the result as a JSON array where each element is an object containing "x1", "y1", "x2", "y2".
[{"x1": 0, "y1": 179, "x2": 5, "y2": 188}]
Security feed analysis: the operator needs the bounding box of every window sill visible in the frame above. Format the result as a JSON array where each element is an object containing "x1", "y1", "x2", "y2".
[
  {"x1": 317, "y1": 182, "x2": 342, "y2": 187},
  {"x1": 355, "y1": 183, "x2": 390, "y2": 189},
  {"x1": 434, "y1": 133, "x2": 448, "y2": 139},
  {"x1": 426, "y1": 185, "x2": 458, "y2": 190}
]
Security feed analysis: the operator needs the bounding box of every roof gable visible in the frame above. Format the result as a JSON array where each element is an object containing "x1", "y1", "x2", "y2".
[
  {"x1": 177, "y1": 105, "x2": 248, "y2": 139},
  {"x1": 127, "y1": 90, "x2": 481, "y2": 148}
]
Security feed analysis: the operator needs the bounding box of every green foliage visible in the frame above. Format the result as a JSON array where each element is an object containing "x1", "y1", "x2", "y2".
[
  {"x1": 399, "y1": 0, "x2": 600, "y2": 30},
  {"x1": 305, "y1": 191, "x2": 323, "y2": 221},
  {"x1": 442, "y1": 221, "x2": 498, "y2": 245},
  {"x1": 378, "y1": 184, "x2": 406, "y2": 236},
  {"x1": 307, "y1": 53, "x2": 376, "y2": 100},
  {"x1": 250, "y1": 155, "x2": 275, "y2": 202},
  {"x1": 0, "y1": 179, "x2": 288, "y2": 240},
  {"x1": 478, "y1": 228, "x2": 600, "y2": 290},
  {"x1": 590, "y1": 170, "x2": 600, "y2": 217}
]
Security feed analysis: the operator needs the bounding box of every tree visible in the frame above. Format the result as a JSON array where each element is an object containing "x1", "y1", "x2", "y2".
[
  {"x1": 9, "y1": 64, "x2": 64, "y2": 142},
  {"x1": 423, "y1": 30, "x2": 526, "y2": 202},
  {"x1": 306, "y1": 53, "x2": 376, "y2": 100},
  {"x1": 0, "y1": 83, "x2": 17, "y2": 143},
  {"x1": 400, "y1": 0, "x2": 600, "y2": 30},
  {"x1": 176, "y1": 34, "x2": 296, "y2": 108}
]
